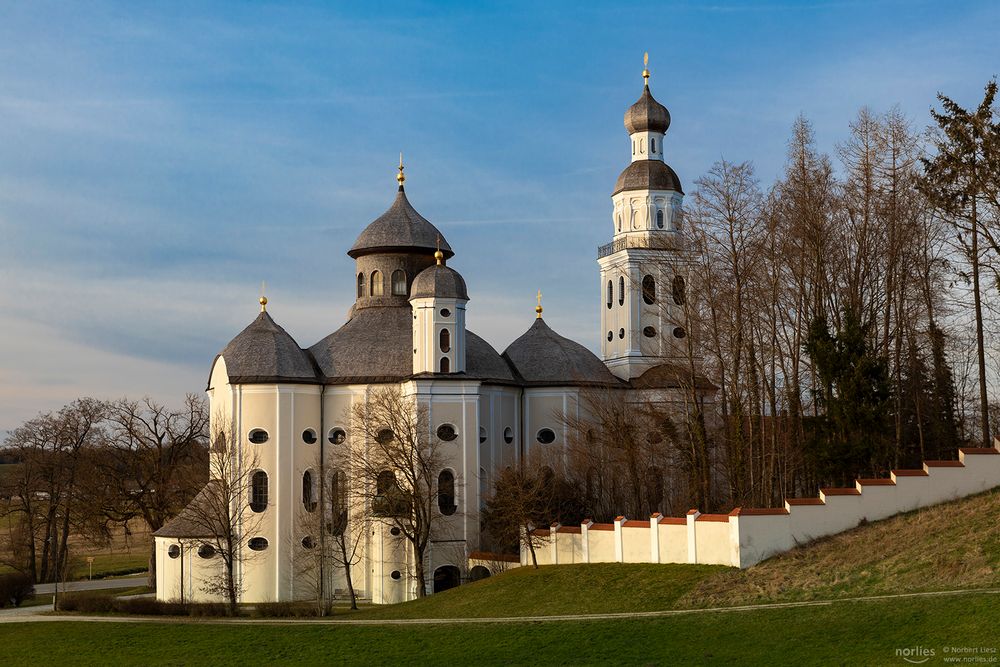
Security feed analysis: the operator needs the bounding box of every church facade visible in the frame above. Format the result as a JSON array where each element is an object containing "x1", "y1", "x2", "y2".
[{"x1": 154, "y1": 65, "x2": 701, "y2": 605}]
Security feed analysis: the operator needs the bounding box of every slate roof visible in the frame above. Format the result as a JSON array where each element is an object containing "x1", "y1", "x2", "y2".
[
  {"x1": 624, "y1": 84, "x2": 671, "y2": 134},
  {"x1": 348, "y1": 186, "x2": 454, "y2": 259},
  {"x1": 308, "y1": 306, "x2": 514, "y2": 383},
  {"x1": 614, "y1": 159, "x2": 684, "y2": 195},
  {"x1": 502, "y1": 318, "x2": 622, "y2": 387},
  {"x1": 212, "y1": 311, "x2": 320, "y2": 386},
  {"x1": 630, "y1": 363, "x2": 718, "y2": 391},
  {"x1": 153, "y1": 481, "x2": 224, "y2": 538},
  {"x1": 411, "y1": 263, "x2": 469, "y2": 300}
]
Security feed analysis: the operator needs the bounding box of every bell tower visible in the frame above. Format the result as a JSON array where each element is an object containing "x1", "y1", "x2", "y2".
[{"x1": 599, "y1": 54, "x2": 688, "y2": 381}]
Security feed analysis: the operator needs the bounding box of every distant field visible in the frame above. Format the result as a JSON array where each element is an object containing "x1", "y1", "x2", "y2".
[{"x1": 3, "y1": 593, "x2": 997, "y2": 666}]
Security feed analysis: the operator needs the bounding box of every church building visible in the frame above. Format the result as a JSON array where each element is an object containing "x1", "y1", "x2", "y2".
[{"x1": 154, "y1": 61, "x2": 701, "y2": 604}]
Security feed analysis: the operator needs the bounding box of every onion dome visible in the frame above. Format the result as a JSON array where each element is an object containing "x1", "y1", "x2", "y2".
[
  {"x1": 211, "y1": 307, "x2": 319, "y2": 385},
  {"x1": 308, "y1": 307, "x2": 513, "y2": 383},
  {"x1": 624, "y1": 84, "x2": 670, "y2": 135},
  {"x1": 502, "y1": 318, "x2": 621, "y2": 386},
  {"x1": 348, "y1": 185, "x2": 453, "y2": 259},
  {"x1": 614, "y1": 160, "x2": 683, "y2": 195},
  {"x1": 410, "y1": 251, "x2": 468, "y2": 300}
]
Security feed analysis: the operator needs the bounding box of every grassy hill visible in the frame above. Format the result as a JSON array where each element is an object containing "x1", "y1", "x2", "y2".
[{"x1": 355, "y1": 486, "x2": 1000, "y2": 620}]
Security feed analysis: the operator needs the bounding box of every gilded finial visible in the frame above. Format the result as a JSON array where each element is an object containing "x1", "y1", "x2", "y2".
[
  {"x1": 434, "y1": 235, "x2": 444, "y2": 265},
  {"x1": 396, "y1": 152, "x2": 406, "y2": 186},
  {"x1": 535, "y1": 290, "x2": 543, "y2": 318},
  {"x1": 259, "y1": 281, "x2": 268, "y2": 312},
  {"x1": 642, "y1": 52, "x2": 650, "y2": 83}
]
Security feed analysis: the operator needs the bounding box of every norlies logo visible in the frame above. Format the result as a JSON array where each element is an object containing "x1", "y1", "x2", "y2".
[{"x1": 896, "y1": 646, "x2": 936, "y2": 664}]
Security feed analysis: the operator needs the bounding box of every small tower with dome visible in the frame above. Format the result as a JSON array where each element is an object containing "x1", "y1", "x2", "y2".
[{"x1": 410, "y1": 243, "x2": 469, "y2": 375}]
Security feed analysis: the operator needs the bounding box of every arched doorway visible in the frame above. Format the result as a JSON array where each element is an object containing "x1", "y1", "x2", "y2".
[
  {"x1": 433, "y1": 565, "x2": 461, "y2": 593},
  {"x1": 469, "y1": 565, "x2": 491, "y2": 582}
]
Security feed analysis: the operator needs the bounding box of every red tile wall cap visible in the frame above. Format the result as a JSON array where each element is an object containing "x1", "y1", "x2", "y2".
[
  {"x1": 686, "y1": 509, "x2": 701, "y2": 515},
  {"x1": 559, "y1": 526, "x2": 581, "y2": 534},
  {"x1": 856, "y1": 478, "x2": 895, "y2": 486},
  {"x1": 696, "y1": 513, "x2": 731, "y2": 522},
  {"x1": 624, "y1": 520, "x2": 650, "y2": 528},
  {"x1": 924, "y1": 460, "x2": 964, "y2": 467},
  {"x1": 589, "y1": 523, "x2": 614, "y2": 531},
  {"x1": 468, "y1": 550, "x2": 520, "y2": 563},
  {"x1": 733, "y1": 507, "x2": 790, "y2": 516},
  {"x1": 891, "y1": 469, "x2": 929, "y2": 477},
  {"x1": 821, "y1": 487, "x2": 862, "y2": 496},
  {"x1": 960, "y1": 447, "x2": 1000, "y2": 454},
  {"x1": 785, "y1": 498, "x2": 825, "y2": 506},
  {"x1": 661, "y1": 517, "x2": 687, "y2": 525},
  {"x1": 614, "y1": 515, "x2": 626, "y2": 522},
  {"x1": 650, "y1": 512, "x2": 662, "y2": 519}
]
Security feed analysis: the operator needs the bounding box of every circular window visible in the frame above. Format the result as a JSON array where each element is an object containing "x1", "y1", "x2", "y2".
[
  {"x1": 390, "y1": 527, "x2": 401, "y2": 536},
  {"x1": 197, "y1": 544, "x2": 216, "y2": 559},
  {"x1": 437, "y1": 424, "x2": 458, "y2": 441},
  {"x1": 248, "y1": 537, "x2": 269, "y2": 551},
  {"x1": 302, "y1": 429, "x2": 317, "y2": 444},
  {"x1": 503, "y1": 427, "x2": 513, "y2": 444},
  {"x1": 479, "y1": 427, "x2": 487, "y2": 444},
  {"x1": 618, "y1": 328, "x2": 625, "y2": 339},
  {"x1": 607, "y1": 331, "x2": 613, "y2": 342},
  {"x1": 440, "y1": 308, "x2": 451, "y2": 318},
  {"x1": 248, "y1": 429, "x2": 269, "y2": 445},
  {"x1": 390, "y1": 570, "x2": 402, "y2": 580},
  {"x1": 673, "y1": 327, "x2": 687, "y2": 339},
  {"x1": 536, "y1": 428, "x2": 556, "y2": 444},
  {"x1": 301, "y1": 536, "x2": 316, "y2": 549},
  {"x1": 376, "y1": 429, "x2": 394, "y2": 444},
  {"x1": 328, "y1": 428, "x2": 346, "y2": 445},
  {"x1": 167, "y1": 544, "x2": 180, "y2": 559},
  {"x1": 643, "y1": 326, "x2": 656, "y2": 338}
]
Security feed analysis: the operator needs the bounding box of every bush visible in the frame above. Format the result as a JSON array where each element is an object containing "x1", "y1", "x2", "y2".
[
  {"x1": 113, "y1": 597, "x2": 188, "y2": 616},
  {"x1": 57, "y1": 591, "x2": 115, "y2": 613},
  {"x1": 0, "y1": 573, "x2": 35, "y2": 608},
  {"x1": 187, "y1": 602, "x2": 230, "y2": 617},
  {"x1": 252, "y1": 601, "x2": 319, "y2": 618}
]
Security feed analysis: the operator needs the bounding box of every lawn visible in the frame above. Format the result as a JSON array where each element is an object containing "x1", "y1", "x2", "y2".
[{"x1": 2, "y1": 593, "x2": 996, "y2": 666}]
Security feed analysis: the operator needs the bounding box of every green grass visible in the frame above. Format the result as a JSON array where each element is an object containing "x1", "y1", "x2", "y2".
[{"x1": 2, "y1": 593, "x2": 997, "y2": 666}]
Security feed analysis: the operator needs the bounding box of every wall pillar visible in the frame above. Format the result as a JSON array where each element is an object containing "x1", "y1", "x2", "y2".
[
  {"x1": 686, "y1": 509, "x2": 700, "y2": 564},
  {"x1": 550, "y1": 523, "x2": 561, "y2": 564},
  {"x1": 649, "y1": 513, "x2": 662, "y2": 563},
  {"x1": 613, "y1": 516, "x2": 625, "y2": 563},
  {"x1": 581, "y1": 519, "x2": 593, "y2": 564}
]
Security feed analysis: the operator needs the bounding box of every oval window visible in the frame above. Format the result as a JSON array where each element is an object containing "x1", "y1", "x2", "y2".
[
  {"x1": 302, "y1": 470, "x2": 317, "y2": 512},
  {"x1": 301, "y1": 536, "x2": 316, "y2": 549},
  {"x1": 248, "y1": 429, "x2": 269, "y2": 444},
  {"x1": 607, "y1": 331, "x2": 613, "y2": 342},
  {"x1": 606, "y1": 280, "x2": 613, "y2": 309},
  {"x1": 479, "y1": 426, "x2": 487, "y2": 444},
  {"x1": 672, "y1": 275, "x2": 686, "y2": 305},
  {"x1": 440, "y1": 328, "x2": 451, "y2": 353},
  {"x1": 643, "y1": 326, "x2": 656, "y2": 338},
  {"x1": 167, "y1": 544, "x2": 180, "y2": 559},
  {"x1": 390, "y1": 570, "x2": 402, "y2": 580},
  {"x1": 642, "y1": 275, "x2": 655, "y2": 304},
  {"x1": 503, "y1": 427, "x2": 514, "y2": 444},
  {"x1": 437, "y1": 424, "x2": 458, "y2": 441},
  {"x1": 619, "y1": 328, "x2": 625, "y2": 339},
  {"x1": 248, "y1": 537, "x2": 268, "y2": 551},
  {"x1": 328, "y1": 428, "x2": 347, "y2": 445},
  {"x1": 673, "y1": 327, "x2": 687, "y2": 339},
  {"x1": 440, "y1": 308, "x2": 451, "y2": 318},
  {"x1": 656, "y1": 209, "x2": 664, "y2": 229},
  {"x1": 618, "y1": 276, "x2": 625, "y2": 306},
  {"x1": 302, "y1": 429, "x2": 317, "y2": 445},
  {"x1": 536, "y1": 428, "x2": 556, "y2": 444},
  {"x1": 390, "y1": 527, "x2": 401, "y2": 536},
  {"x1": 198, "y1": 544, "x2": 216, "y2": 559},
  {"x1": 376, "y1": 429, "x2": 394, "y2": 445}
]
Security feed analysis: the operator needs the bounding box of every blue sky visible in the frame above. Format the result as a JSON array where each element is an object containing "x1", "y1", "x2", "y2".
[{"x1": 1, "y1": 1, "x2": 998, "y2": 433}]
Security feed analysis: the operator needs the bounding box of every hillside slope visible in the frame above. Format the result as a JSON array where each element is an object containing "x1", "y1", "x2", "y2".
[{"x1": 354, "y1": 486, "x2": 1000, "y2": 620}]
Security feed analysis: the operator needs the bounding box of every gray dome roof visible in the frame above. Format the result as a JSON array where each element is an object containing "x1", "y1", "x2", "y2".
[
  {"x1": 614, "y1": 159, "x2": 683, "y2": 195},
  {"x1": 349, "y1": 187, "x2": 454, "y2": 259},
  {"x1": 411, "y1": 263, "x2": 469, "y2": 300},
  {"x1": 502, "y1": 318, "x2": 621, "y2": 386},
  {"x1": 212, "y1": 311, "x2": 320, "y2": 386},
  {"x1": 624, "y1": 84, "x2": 670, "y2": 134},
  {"x1": 309, "y1": 306, "x2": 514, "y2": 383}
]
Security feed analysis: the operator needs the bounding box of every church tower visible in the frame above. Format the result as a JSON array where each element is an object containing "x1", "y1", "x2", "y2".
[{"x1": 599, "y1": 55, "x2": 688, "y2": 381}]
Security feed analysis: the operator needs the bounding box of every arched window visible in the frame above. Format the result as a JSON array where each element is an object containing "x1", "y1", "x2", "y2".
[
  {"x1": 672, "y1": 275, "x2": 686, "y2": 305},
  {"x1": 391, "y1": 269, "x2": 406, "y2": 296},
  {"x1": 440, "y1": 357, "x2": 450, "y2": 373},
  {"x1": 606, "y1": 280, "x2": 613, "y2": 309},
  {"x1": 632, "y1": 140, "x2": 635, "y2": 155},
  {"x1": 642, "y1": 275, "x2": 656, "y2": 304},
  {"x1": 374, "y1": 470, "x2": 405, "y2": 517},
  {"x1": 437, "y1": 469, "x2": 457, "y2": 515},
  {"x1": 370, "y1": 270, "x2": 384, "y2": 297},
  {"x1": 618, "y1": 276, "x2": 625, "y2": 306},
  {"x1": 503, "y1": 427, "x2": 513, "y2": 444},
  {"x1": 651, "y1": 137, "x2": 656, "y2": 153},
  {"x1": 439, "y1": 328, "x2": 451, "y2": 353},
  {"x1": 357, "y1": 273, "x2": 365, "y2": 298},
  {"x1": 656, "y1": 209, "x2": 664, "y2": 229},
  {"x1": 329, "y1": 469, "x2": 347, "y2": 536},
  {"x1": 250, "y1": 471, "x2": 268, "y2": 513},
  {"x1": 302, "y1": 470, "x2": 317, "y2": 512}
]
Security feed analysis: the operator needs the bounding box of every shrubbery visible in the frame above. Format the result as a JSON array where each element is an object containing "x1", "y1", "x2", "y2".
[
  {"x1": 53, "y1": 593, "x2": 323, "y2": 617},
  {"x1": 0, "y1": 572, "x2": 35, "y2": 608},
  {"x1": 57, "y1": 591, "x2": 115, "y2": 613},
  {"x1": 251, "y1": 601, "x2": 319, "y2": 618}
]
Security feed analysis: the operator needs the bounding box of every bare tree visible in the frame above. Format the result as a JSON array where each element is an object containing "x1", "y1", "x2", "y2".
[{"x1": 480, "y1": 463, "x2": 553, "y2": 569}]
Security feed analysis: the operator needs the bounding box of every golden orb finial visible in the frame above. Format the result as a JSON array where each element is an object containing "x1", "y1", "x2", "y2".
[
  {"x1": 396, "y1": 152, "x2": 406, "y2": 185},
  {"x1": 535, "y1": 290, "x2": 543, "y2": 318},
  {"x1": 435, "y1": 235, "x2": 444, "y2": 265},
  {"x1": 259, "y1": 296, "x2": 268, "y2": 312},
  {"x1": 642, "y1": 52, "x2": 650, "y2": 83}
]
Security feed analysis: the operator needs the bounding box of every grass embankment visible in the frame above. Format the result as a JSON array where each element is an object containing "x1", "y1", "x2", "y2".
[{"x1": 2, "y1": 594, "x2": 997, "y2": 666}]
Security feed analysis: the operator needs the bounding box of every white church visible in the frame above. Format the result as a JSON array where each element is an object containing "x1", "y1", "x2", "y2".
[{"x1": 154, "y1": 62, "x2": 702, "y2": 604}]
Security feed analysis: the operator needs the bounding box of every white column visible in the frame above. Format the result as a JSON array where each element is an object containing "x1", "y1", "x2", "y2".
[
  {"x1": 686, "y1": 509, "x2": 700, "y2": 564},
  {"x1": 613, "y1": 516, "x2": 625, "y2": 563},
  {"x1": 581, "y1": 519, "x2": 593, "y2": 563},
  {"x1": 549, "y1": 523, "x2": 560, "y2": 564},
  {"x1": 649, "y1": 512, "x2": 662, "y2": 563}
]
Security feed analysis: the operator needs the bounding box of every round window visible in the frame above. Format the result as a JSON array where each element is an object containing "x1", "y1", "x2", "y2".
[
  {"x1": 536, "y1": 428, "x2": 556, "y2": 444},
  {"x1": 328, "y1": 428, "x2": 347, "y2": 445},
  {"x1": 248, "y1": 537, "x2": 269, "y2": 551},
  {"x1": 643, "y1": 326, "x2": 656, "y2": 338},
  {"x1": 301, "y1": 536, "x2": 316, "y2": 549},
  {"x1": 618, "y1": 328, "x2": 625, "y2": 339},
  {"x1": 673, "y1": 327, "x2": 687, "y2": 339},
  {"x1": 390, "y1": 527, "x2": 401, "y2": 536},
  {"x1": 503, "y1": 427, "x2": 514, "y2": 444},
  {"x1": 302, "y1": 429, "x2": 317, "y2": 444},
  {"x1": 390, "y1": 570, "x2": 402, "y2": 580},
  {"x1": 197, "y1": 544, "x2": 216, "y2": 559},
  {"x1": 248, "y1": 429, "x2": 269, "y2": 445},
  {"x1": 436, "y1": 424, "x2": 458, "y2": 441},
  {"x1": 479, "y1": 426, "x2": 487, "y2": 444},
  {"x1": 376, "y1": 429, "x2": 394, "y2": 444},
  {"x1": 167, "y1": 544, "x2": 180, "y2": 559},
  {"x1": 440, "y1": 308, "x2": 451, "y2": 317}
]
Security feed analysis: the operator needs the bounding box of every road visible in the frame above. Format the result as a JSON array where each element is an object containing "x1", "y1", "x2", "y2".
[{"x1": 33, "y1": 575, "x2": 149, "y2": 595}]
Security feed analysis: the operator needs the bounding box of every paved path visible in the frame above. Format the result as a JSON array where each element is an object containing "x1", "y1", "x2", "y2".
[
  {"x1": 1, "y1": 586, "x2": 997, "y2": 626},
  {"x1": 33, "y1": 575, "x2": 148, "y2": 595}
]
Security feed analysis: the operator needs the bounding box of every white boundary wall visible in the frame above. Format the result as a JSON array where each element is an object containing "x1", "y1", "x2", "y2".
[{"x1": 524, "y1": 446, "x2": 1000, "y2": 569}]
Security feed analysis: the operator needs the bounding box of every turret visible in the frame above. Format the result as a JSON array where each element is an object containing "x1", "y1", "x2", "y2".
[{"x1": 409, "y1": 248, "x2": 469, "y2": 374}]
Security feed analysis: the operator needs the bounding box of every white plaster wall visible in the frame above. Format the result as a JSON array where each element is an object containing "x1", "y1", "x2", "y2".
[{"x1": 658, "y1": 523, "x2": 687, "y2": 563}]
